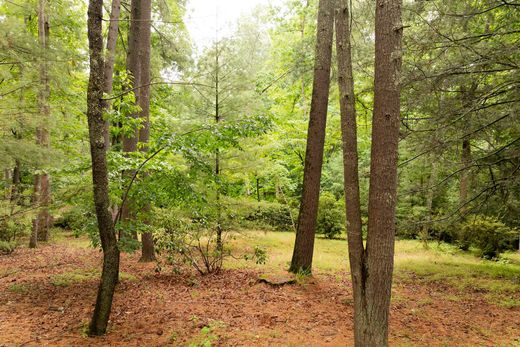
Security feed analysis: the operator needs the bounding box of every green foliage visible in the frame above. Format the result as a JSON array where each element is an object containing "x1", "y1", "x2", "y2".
[
  {"x1": 0, "y1": 240, "x2": 17, "y2": 255},
  {"x1": 0, "y1": 217, "x2": 28, "y2": 243},
  {"x1": 154, "y1": 208, "x2": 225, "y2": 275},
  {"x1": 57, "y1": 206, "x2": 96, "y2": 238},
  {"x1": 456, "y1": 215, "x2": 518, "y2": 259},
  {"x1": 244, "y1": 245, "x2": 268, "y2": 265},
  {"x1": 239, "y1": 200, "x2": 295, "y2": 232},
  {"x1": 316, "y1": 192, "x2": 344, "y2": 239}
]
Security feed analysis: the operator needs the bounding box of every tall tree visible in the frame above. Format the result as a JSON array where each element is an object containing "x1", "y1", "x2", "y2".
[
  {"x1": 86, "y1": 0, "x2": 121, "y2": 335},
  {"x1": 334, "y1": 0, "x2": 365, "y2": 343},
  {"x1": 120, "y1": 0, "x2": 142, "y2": 236},
  {"x1": 102, "y1": 0, "x2": 121, "y2": 145},
  {"x1": 289, "y1": 0, "x2": 334, "y2": 274},
  {"x1": 137, "y1": 0, "x2": 156, "y2": 262},
  {"x1": 30, "y1": 0, "x2": 52, "y2": 247},
  {"x1": 342, "y1": 0, "x2": 403, "y2": 344}
]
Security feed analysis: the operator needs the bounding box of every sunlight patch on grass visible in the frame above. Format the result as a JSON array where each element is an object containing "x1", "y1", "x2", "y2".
[{"x1": 227, "y1": 231, "x2": 520, "y2": 303}]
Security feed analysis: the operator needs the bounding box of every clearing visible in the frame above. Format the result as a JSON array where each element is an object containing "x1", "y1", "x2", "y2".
[{"x1": 0, "y1": 230, "x2": 519, "y2": 346}]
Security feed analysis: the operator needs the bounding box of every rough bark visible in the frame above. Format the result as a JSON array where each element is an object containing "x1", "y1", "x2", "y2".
[
  {"x1": 102, "y1": 0, "x2": 122, "y2": 145},
  {"x1": 137, "y1": 0, "x2": 155, "y2": 262},
  {"x1": 87, "y1": 0, "x2": 121, "y2": 336},
  {"x1": 121, "y1": 0, "x2": 142, "y2": 239},
  {"x1": 362, "y1": 0, "x2": 403, "y2": 344},
  {"x1": 335, "y1": 0, "x2": 366, "y2": 344},
  {"x1": 30, "y1": 0, "x2": 52, "y2": 247},
  {"x1": 289, "y1": 0, "x2": 334, "y2": 274}
]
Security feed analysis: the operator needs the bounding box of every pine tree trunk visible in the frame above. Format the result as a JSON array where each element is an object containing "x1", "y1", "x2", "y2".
[
  {"x1": 137, "y1": 0, "x2": 155, "y2": 262},
  {"x1": 335, "y1": 1, "x2": 367, "y2": 344},
  {"x1": 121, "y1": 0, "x2": 142, "y2": 239},
  {"x1": 87, "y1": 0, "x2": 120, "y2": 336},
  {"x1": 362, "y1": 0, "x2": 403, "y2": 344},
  {"x1": 289, "y1": 0, "x2": 334, "y2": 274},
  {"x1": 30, "y1": 0, "x2": 52, "y2": 247},
  {"x1": 102, "y1": 0, "x2": 121, "y2": 145}
]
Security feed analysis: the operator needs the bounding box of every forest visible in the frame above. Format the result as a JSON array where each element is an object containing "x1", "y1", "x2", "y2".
[{"x1": 0, "y1": 0, "x2": 519, "y2": 346}]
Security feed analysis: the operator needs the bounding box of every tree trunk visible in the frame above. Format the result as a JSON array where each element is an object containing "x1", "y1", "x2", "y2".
[
  {"x1": 361, "y1": 0, "x2": 403, "y2": 344},
  {"x1": 137, "y1": 0, "x2": 155, "y2": 262},
  {"x1": 121, "y1": 0, "x2": 142, "y2": 239},
  {"x1": 102, "y1": 0, "x2": 122, "y2": 145},
  {"x1": 289, "y1": 0, "x2": 334, "y2": 274},
  {"x1": 335, "y1": 1, "x2": 367, "y2": 344},
  {"x1": 11, "y1": 159, "x2": 21, "y2": 204},
  {"x1": 30, "y1": 0, "x2": 52, "y2": 247},
  {"x1": 214, "y1": 39, "x2": 223, "y2": 252},
  {"x1": 87, "y1": 0, "x2": 120, "y2": 336}
]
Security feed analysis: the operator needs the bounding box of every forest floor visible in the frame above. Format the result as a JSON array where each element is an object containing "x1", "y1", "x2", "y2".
[{"x1": 1, "y1": 230, "x2": 519, "y2": 347}]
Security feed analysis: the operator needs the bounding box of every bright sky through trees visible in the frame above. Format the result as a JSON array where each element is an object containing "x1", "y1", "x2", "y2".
[{"x1": 185, "y1": 0, "x2": 282, "y2": 50}]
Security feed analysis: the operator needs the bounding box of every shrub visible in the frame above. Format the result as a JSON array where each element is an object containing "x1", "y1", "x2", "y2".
[
  {"x1": 153, "y1": 208, "x2": 225, "y2": 275},
  {"x1": 457, "y1": 215, "x2": 518, "y2": 259},
  {"x1": 0, "y1": 240, "x2": 17, "y2": 255},
  {"x1": 316, "y1": 192, "x2": 344, "y2": 239},
  {"x1": 231, "y1": 200, "x2": 295, "y2": 231},
  {"x1": 57, "y1": 206, "x2": 96, "y2": 238},
  {"x1": 0, "y1": 218, "x2": 29, "y2": 243}
]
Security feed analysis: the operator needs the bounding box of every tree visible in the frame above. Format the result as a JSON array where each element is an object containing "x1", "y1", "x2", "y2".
[
  {"x1": 337, "y1": 0, "x2": 404, "y2": 344},
  {"x1": 289, "y1": 0, "x2": 334, "y2": 274},
  {"x1": 137, "y1": 0, "x2": 156, "y2": 262},
  {"x1": 30, "y1": 0, "x2": 52, "y2": 247},
  {"x1": 120, "y1": 0, "x2": 142, "y2": 238},
  {"x1": 86, "y1": 0, "x2": 120, "y2": 336}
]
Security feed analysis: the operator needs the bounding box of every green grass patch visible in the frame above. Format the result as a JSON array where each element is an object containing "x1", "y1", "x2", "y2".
[
  {"x1": 8, "y1": 283, "x2": 31, "y2": 294},
  {"x1": 228, "y1": 231, "x2": 520, "y2": 301}
]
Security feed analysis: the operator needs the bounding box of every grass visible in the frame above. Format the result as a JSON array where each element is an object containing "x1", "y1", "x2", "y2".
[{"x1": 226, "y1": 231, "x2": 520, "y2": 306}]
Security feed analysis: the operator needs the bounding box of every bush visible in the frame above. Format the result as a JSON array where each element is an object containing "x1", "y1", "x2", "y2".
[
  {"x1": 0, "y1": 218, "x2": 29, "y2": 242},
  {"x1": 56, "y1": 206, "x2": 97, "y2": 238},
  {"x1": 0, "y1": 240, "x2": 17, "y2": 255},
  {"x1": 457, "y1": 215, "x2": 518, "y2": 259},
  {"x1": 232, "y1": 200, "x2": 295, "y2": 232},
  {"x1": 153, "y1": 208, "x2": 225, "y2": 275},
  {"x1": 316, "y1": 192, "x2": 344, "y2": 239}
]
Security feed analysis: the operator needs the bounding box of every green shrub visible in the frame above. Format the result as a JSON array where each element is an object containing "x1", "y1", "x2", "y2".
[
  {"x1": 316, "y1": 192, "x2": 344, "y2": 239},
  {"x1": 0, "y1": 240, "x2": 17, "y2": 255},
  {"x1": 0, "y1": 218, "x2": 29, "y2": 242},
  {"x1": 233, "y1": 200, "x2": 295, "y2": 231},
  {"x1": 457, "y1": 215, "x2": 518, "y2": 259},
  {"x1": 57, "y1": 206, "x2": 96, "y2": 238}
]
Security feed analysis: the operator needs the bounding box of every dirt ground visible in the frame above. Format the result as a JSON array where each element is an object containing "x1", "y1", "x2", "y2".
[{"x1": 1, "y1": 240, "x2": 519, "y2": 347}]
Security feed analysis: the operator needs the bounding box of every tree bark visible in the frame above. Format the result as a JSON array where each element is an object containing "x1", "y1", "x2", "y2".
[
  {"x1": 102, "y1": 0, "x2": 122, "y2": 145},
  {"x1": 289, "y1": 0, "x2": 334, "y2": 274},
  {"x1": 31, "y1": 0, "x2": 52, "y2": 247},
  {"x1": 87, "y1": 0, "x2": 120, "y2": 336},
  {"x1": 137, "y1": 0, "x2": 155, "y2": 262},
  {"x1": 121, "y1": 0, "x2": 142, "y2": 239},
  {"x1": 335, "y1": 1, "x2": 367, "y2": 344},
  {"x1": 362, "y1": 0, "x2": 403, "y2": 344}
]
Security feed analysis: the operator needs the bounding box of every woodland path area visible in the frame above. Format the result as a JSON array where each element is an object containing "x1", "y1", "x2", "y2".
[{"x1": 1, "y1": 233, "x2": 519, "y2": 347}]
